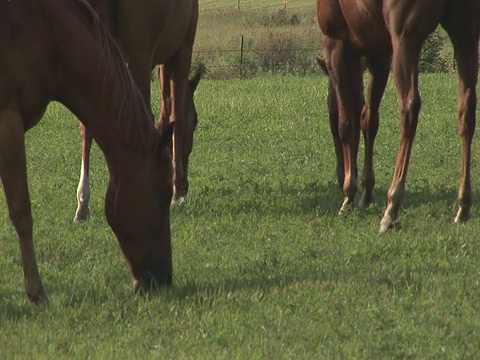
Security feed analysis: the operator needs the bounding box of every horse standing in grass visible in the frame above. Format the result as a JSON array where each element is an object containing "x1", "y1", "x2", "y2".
[
  {"x1": 0, "y1": 0, "x2": 174, "y2": 306},
  {"x1": 316, "y1": 0, "x2": 480, "y2": 232},
  {"x1": 75, "y1": 0, "x2": 202, "y2": 222}
]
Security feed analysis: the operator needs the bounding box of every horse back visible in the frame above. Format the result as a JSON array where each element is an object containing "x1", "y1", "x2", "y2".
[{"x1": 101, "y1": 0, "x2": 198, "y2": 64}]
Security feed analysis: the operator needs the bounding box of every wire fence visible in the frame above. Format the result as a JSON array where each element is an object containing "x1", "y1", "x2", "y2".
[
  {"x1": 193, "y1": 2, "x2": 462, "y2": 79},
  {"x1": 193, "y1": 48, "x2": 323, "y2": 78},
  {"x1": 199, "y1": 0, "x2": 299, "y2": 13},
  {"x1": 191, "y1": 40, "x2": 458, "y2": 80}
]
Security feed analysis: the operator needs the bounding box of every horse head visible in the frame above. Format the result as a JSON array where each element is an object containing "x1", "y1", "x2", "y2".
[{"x1": 104, "y1": 124, "x2": 174, "y2": 291}]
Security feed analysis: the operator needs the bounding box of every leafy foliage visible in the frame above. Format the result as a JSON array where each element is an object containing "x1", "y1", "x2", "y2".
[{"x1": 420, "y1": 29, "x2": 451, "y2": 73}]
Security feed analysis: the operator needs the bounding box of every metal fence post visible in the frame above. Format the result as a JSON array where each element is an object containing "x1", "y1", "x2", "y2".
[{"x1": 240, "y1": 34, "x2": 244, "y2": 77}]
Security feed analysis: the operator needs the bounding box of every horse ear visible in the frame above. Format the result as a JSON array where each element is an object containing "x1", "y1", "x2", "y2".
[{"x1": 189, "y1": 62, "x2": 206, "y2": 93}]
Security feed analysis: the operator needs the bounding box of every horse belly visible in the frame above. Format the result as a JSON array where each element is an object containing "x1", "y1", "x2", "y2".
[{"x1": 0, "y1": 23, "x2": 54, "y2": 130}]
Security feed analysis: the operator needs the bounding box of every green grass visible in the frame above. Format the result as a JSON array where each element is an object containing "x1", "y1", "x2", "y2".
[{"x1": 1, "y1": 74, "x2": 479, "y2": 358}]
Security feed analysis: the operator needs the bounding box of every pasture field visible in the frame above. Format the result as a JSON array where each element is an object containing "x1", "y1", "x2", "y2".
[
  {"x1": 199, "y1": 0, "x2": 313, "y2": 11},
  {"x1": 194, "y1": 0, "x2": 323, "y2": 78},
  {"x1": 1, "y1": 73, "x2": 480, "y2": 358},
  {"x1": 194, "y1": 1, "x2": 453, "y2": 78}
]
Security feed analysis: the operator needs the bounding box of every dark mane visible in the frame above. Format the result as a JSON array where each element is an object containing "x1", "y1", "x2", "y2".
[
  {"x1": 109, "y1": 0, "x2": 121, "y2": 37},
  {"x1": 72, "y1": 0, "x2": 156, "y2": 155}
]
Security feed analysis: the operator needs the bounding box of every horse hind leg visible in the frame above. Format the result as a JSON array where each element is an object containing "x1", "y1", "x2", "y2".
[
  {"x1": 324, "y1": 39, "x2": 363, "y2": 213},
  {"x1": 446, "y1": 28, "x2": 479, "y2": 224},
  {"x1": 74, "y1": 123, "x2": 93, "y2": 222},
  {"x1": 330, "y1": 78, "x2": 346, "y2": 189},
  {"x1": 380, "y1": 38, "x2": 423, "y2": 233},
  {"x1": 0, "y1": 108, "x2": 47, "y2": 306},
  {"x1": 358, "y1": 57, "x2": 390, "y2": 210},
  {"x1": 317, "y1": 58, "x2": 345, "y2": 188}
]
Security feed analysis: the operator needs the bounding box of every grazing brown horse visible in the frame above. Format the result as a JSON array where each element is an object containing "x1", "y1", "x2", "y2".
[
  {"x1": 75, "y1": 0, "x2": 202, "y2": 222},
  {"x1": 316, "y1": 0, "x2": 480, "y2": 232},
  {"x1": 0, "y1": 0, "x2": 174, "y2": 306}
]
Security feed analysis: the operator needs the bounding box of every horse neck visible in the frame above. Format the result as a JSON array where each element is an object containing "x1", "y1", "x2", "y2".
[{"x1": 52, "y1": 2, "x2": 158, "y2": 169}]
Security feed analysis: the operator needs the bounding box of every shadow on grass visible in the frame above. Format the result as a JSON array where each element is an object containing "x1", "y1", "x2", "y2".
[
  {"x1": 0, "y1": 291, "x2": 45, "y2": 319},
  {"x1": 169, "y1": 252, "x2": 449, "y2": 302},
  {"x1": 190, "y1": 178, "x2": 460, "y2": 218}
]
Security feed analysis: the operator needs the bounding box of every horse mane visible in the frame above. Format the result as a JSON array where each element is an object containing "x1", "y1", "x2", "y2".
[
  {"x1": 108, "y1": 0, "x2": 121, "y2": 37},
  {"x1": 72, "y1": 0, "x2": 156, "y2": 156}
]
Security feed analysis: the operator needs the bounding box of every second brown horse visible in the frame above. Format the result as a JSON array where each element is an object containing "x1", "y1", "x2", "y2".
[
  {"x1": 316, "y1": 0, "x2": 480, "y2": 232},
  {"x1": 75, "y1": 0, "x2": 202, "y2": 221}
]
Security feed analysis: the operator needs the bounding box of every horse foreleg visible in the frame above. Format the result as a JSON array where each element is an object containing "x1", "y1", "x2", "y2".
[
  {"x1": 74, "y1": 123, "x2": 92, "y2": 222},
  {"x1": 171, "y1": 77, "x2": 188, "y2": 203},
  {"x1": 156, "y1": 65, "x2": 172, "y2": 133},
  {"x1": 156, "y1": 64, "x2": 187, "y2": 203},
  {"x1": 163, "y1": 54, "x2": 191, "y2": 203},
  {"x1": 358, "y1": 57, "x2": 390, "y2": 210},
  {"x1": 0, "y1": 109, "x2": 47, "y2": 306},
  {"x1": 449, "y1": 32, "x2": 479, "y2": 224},
  {"x1": 380, "y1": 39, "x2": 422, "y2": 233}
]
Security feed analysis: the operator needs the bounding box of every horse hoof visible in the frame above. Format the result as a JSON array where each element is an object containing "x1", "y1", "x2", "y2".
[
  {"x1": 338, "y1": 197, "x2": 354, "y2": 215},
  {"x1": 454, "y1": 208, "x2": 471, "y2": 224},
  {"x1": 74, "y1": 208, "x2": 89, "y2": 222},
  {"x1": 171, "y1": 196, "x2": 187, "y2": 206},
  {"x1": 358, "y1": 193, "x2": 374, "y2": 211},
  {"x1": 28, "y1": 290, "x2": 49, "y2": 309},
  {"x1": 133, "y1": 280, "x2": 142, "y2": 293},
  {"x1": 379, "y1": 215, "x2": 393, "y2": 233}
]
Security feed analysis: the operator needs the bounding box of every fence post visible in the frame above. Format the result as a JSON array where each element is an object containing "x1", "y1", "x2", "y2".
[{"x1": 240, "y1": 34, "x2": 244, "y2": 78}]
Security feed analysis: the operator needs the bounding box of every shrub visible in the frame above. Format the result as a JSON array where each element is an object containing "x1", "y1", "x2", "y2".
[
  {"x1": 260, "y1": 9, "x2": 301, "y2": 27},
  {"x1": 252, "y1": 29, "x2": 319, "y2": 75},
  {"x1": 419, "y1": 29, "x2": 451, "y2": 73}
]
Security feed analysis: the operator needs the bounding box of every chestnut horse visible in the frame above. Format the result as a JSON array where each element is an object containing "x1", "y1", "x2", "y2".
[
  {"x1": 316, "y1": 0, "x2": 480, "y2": 232},
  {"x1": 75, "y1": 0, "x2": 202, "y2": 221},
  {"x1": 1, "y1": 0, "x2": 174, "y2": 306}
]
